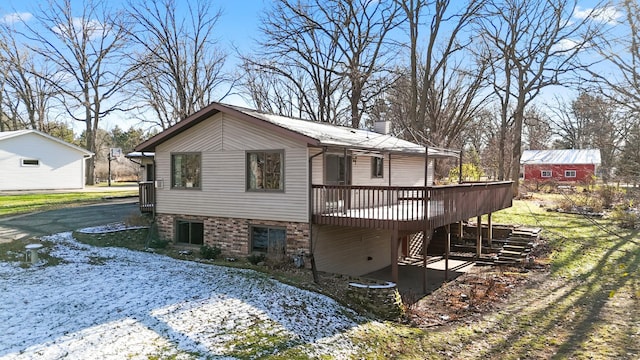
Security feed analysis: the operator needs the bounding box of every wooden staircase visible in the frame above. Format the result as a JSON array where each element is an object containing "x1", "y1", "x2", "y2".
[{"x1": 494, "y1": 227, "x2": 541, "y2": 265}]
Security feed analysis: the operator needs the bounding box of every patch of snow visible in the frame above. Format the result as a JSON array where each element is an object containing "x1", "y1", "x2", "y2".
[
  {"x1": 76, "y1": 222, "x2": 147, "y2": 234},
  {"x1": 0, "y1": 232, "x2": 367, "y2": 359}
]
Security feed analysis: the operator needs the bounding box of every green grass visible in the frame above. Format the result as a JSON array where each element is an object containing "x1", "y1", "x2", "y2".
[
  {"x1": 1, "y1": 192, "x2": 637, "y2": 359},
  {"x1": 343, "y1": 194, "x2": 640, "y2": 359},
  {"x1": 0, "y1": 191, "x2": 137, "y2": 217}
]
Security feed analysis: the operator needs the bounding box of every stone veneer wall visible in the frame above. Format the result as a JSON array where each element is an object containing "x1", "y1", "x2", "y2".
[
  {"x1": 346, "y1": 281, "x2": 404, "y2": 320},
  {"x1": 155, "y1": 213, "x2": 310, "y2": 258}
]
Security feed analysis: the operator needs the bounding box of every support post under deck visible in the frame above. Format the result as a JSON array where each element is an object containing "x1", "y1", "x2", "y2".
[
  {"x1": 476, "y1": 215, "x2": 482, "y2": 259},
  {"x1": 391, "y1": 229, "x2": 399, "y2": 284},
  {"x1": 445, "y1": 224, "x2": 451, "y2": 281},
  {"x1": 488, "y1": 213, "x2": 493, "y2": 249}
]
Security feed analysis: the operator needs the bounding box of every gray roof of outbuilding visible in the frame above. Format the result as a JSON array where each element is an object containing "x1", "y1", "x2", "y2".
[
  {"x1": 0, "y1": 129, "x2": 93, "y2": 156},
  {"x1": 521, "y1": 149, "x2": 601, "y2": 165}
]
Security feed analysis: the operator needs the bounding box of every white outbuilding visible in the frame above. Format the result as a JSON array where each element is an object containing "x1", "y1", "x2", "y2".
[{"x1": 0, "y1": 130, "x2": 94, "y2": 191}]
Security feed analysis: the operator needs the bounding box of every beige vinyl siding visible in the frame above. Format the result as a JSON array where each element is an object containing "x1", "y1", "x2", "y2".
[
  {"x1": 162, "y1": 116, "x2": 223, "y2": 152},
  {"x1": 155, "y1": 113, "x2": 309, "y2": 223},
  {"x1": 314, "y1": 225, "x2": 392, "y2": 276},
  {"x1": 389, "y1": 155, "x2": 434, "y2": 186},
  {"x1": 312, "y1": 151, "x2": 434, "y2": 186},
  {"x1": 310, "y1": 148, "x2": 324, "y2": 184},
  {"x1": 351, "y1": 154, "x2": 388, "y2": 186}
]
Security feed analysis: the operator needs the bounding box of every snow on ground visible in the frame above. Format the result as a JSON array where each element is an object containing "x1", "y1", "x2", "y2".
[{"x1": 0, "y1": 230, "x2": 368, "y2": 359}]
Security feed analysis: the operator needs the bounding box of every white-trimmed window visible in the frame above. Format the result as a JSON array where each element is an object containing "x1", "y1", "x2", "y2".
[
  {"x1": 541, "y1": 170, "x2": 552, "y2": 178},
  {"x1": 21, "y1": 159, "x2": 40, "y2": 167},
  {"x1": 371, "y1": 157, "x2": 384, "y2": 178},
  {"x1": 565, "y1": 170, "x2": 577, "y2": 178}
]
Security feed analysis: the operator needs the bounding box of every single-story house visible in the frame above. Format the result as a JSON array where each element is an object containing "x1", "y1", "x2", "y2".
[
  {"x1": 0, "y1": 129, "x2": 93, "y2": 191},
  {"x1": 521, "y1": 149, "x2": 601, "y2": 183},
  {"x1": 134, "y1": 103, "x2": 513, "y2": 286}
]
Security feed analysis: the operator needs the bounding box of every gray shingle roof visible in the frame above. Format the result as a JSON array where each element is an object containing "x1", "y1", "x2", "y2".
[
  {"x1": 226, "y1": 104, "x2": 458, "y2": 157},
  {"x1": 136, "y1": 102, "x2": 459, "y2": 158}
]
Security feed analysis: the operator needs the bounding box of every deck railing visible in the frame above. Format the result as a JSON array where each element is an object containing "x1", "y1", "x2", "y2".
[
  {"x1": 138, "y1": 181, "x2": 155, "y2": 213},
  {"x1": 311, "y1": 181, "x2": 513, "y2": 231}
]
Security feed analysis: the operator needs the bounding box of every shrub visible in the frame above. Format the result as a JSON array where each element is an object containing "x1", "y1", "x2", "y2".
[
  {"x1": 247, "y1": 253, "x2": 266, "y2": 265},
  {"x1": 448, "y1": 163, "x2": 484, "y2": 183},
  {"x1": 595, "y1": 185, "x2": 624, "y2": 209},
  {"x1": 200, "y1": 244, "x2": 222, "y2": 260},
  {"x1": 148, "y1": 238, "x2": 169, "y2": 249},
  {"x1": 124, "y1": 213, "x2": 153, "y2": 226},
  {"x1": 610, "y1": 203, "x2": 639, "y2": 228}
]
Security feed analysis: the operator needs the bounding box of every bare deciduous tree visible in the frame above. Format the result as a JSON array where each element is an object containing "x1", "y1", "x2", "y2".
[
  {"x1": 392, "y1": 0, "x2": 489, "y2": 152},
  {"x1": 522, "y1": 107, "x2": 552, "y2": 151},
  {"x1": 21, "y1": 0, "x2": 133, "y2": 184},
  {"x1": 549, "y1": 93, "x2": 627, "y2": 181},
  {"x1": 0, "y1": 24, "x2": 57, "y2": 132},
  {"x1": 128, "y1": 0, "x2": 232, "y2": 129},
  {"x1": 589, "y1": 0, "x2": 640, "y2": 114},
  {"x1": 247, "y1": 0, "x2": 400, "y2": 127},
  {"x1": 477, "y1": 0, "x2": 604, "y2": 194},
  {"x1": 240, "y1": 58, "x2": 314, "y2": 119}
]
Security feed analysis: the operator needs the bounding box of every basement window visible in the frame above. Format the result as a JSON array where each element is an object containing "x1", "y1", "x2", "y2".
[
  {"x1": 21, "y1": 159, "x2": 40, "y2": 167},
  {"x1": 176, "y1": 220, "x2": 204, "y2": 245},
  {"x1": 251, "y1": 226, "x2": 286, "y2": 255}
]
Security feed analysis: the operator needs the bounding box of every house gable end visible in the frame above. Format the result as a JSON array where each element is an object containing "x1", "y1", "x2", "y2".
[{"x1": 135, "y1": 103, "x2": 319, "y2": 152}]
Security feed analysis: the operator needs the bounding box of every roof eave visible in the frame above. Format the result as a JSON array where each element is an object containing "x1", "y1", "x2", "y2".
[{"x1": 311, "y1": 142, "x2": 459, "y2": 158}]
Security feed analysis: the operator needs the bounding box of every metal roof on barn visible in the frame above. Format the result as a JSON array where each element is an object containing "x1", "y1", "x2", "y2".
[
  {"x1": 135, "y1": 102, "x2": 459, "y2": 158},
  {"x1": 521, "y1": 149, "x2": 601, "y2": 165}
]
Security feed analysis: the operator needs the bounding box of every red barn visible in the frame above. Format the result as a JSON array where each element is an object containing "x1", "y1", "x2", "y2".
[{"x1": 521, "y1": 149, "x2": 601, "y2": 183}]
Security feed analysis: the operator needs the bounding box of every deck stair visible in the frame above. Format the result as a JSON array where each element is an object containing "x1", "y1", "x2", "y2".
[{"x1": 494, "y1": 228, "x2": 540, "y2": 265}]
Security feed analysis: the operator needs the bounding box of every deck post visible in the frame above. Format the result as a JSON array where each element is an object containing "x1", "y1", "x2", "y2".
[
  {"x1": 445, "y1": 224, "x2": 450, "y2": 281},
  {"x1": 487, "y1": 213, "x2": 493, "y2": 249},
  {"x1": 476, "y1": 215, "x2": 482, "y2": 259},
  {"x1": 391, "y1": 229, "x2": 399, "y2": 284},
  {"x1": 423, "y1": 145, "x2": 429, "y2": 293},
  {"x1": 308, "y1": 148, "x2": 326, "y2": 284},
  {"x1": 388, "y1": 153, "x2": 391, "y2": 187},
  {"x1": 458, "y1": 150, "x2": 463, "y2": 184}
]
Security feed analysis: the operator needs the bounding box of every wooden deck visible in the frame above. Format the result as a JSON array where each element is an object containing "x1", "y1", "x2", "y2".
[{"x1": 312, "y1": 182, "x2": 513, "y2": 231}]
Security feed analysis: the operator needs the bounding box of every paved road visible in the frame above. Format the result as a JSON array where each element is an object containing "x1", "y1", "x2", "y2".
[{"x1": 0, "y1": 198, "x2": 139, "y2": 243}]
